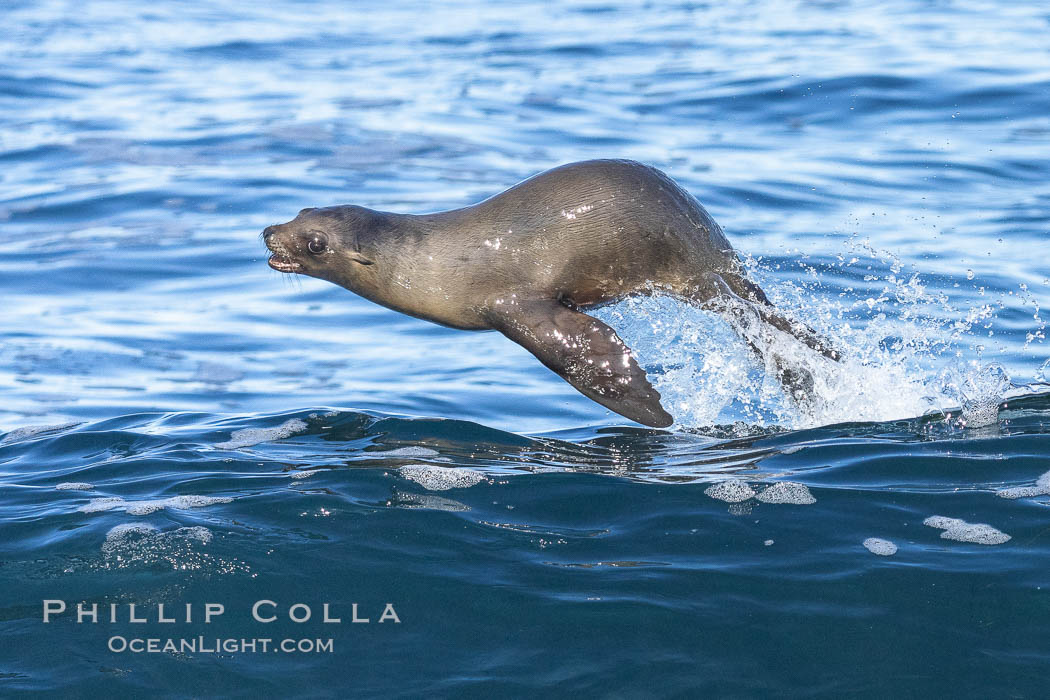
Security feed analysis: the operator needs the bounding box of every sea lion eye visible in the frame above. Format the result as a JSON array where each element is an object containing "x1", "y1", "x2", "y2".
[{"x1": 307, "y1": 235, "x2": 327, "y2": 255}]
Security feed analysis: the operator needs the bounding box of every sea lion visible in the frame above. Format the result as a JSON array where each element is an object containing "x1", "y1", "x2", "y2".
[{"x1": 263, "y1": 159, "x2": 838, "y2": 428}]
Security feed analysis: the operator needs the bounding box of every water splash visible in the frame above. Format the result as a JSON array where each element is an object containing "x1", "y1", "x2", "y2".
[
  {"x1": 940, "y1": 363, "x2": 1012, "y2": 428},
  {"x1": 594, "y1": 244, "x2": 1045, "y2": 431}
]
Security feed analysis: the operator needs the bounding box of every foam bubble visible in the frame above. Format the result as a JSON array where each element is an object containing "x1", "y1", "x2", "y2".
[
  {"x1": 103, "y1": 523, "x2": 157, "y2": 543},
  {"x1": 400, "y1": 465, "x2": 484, "y2": 490},
  {"x1": 216, "y1": 418, "x2": 307, "y2": 449},
  {"x1": 863, "y1": 537, "x2": 898, "y2": 556},
  {"x1": 996, "y1": 469, "x2": 1050, "y2": 499},
  {"x1": 100, "y1": 523, "x2": 159, "y2": 558},
  {"x1": 80, "y1": 494, "x2": 232, "y2": 515},
  {"x1": 756, "y1": 481, "x2": 816, "y2": 504},
  {"x1": 176, "y1": 525, "x2": 213, "y2": 544},
  {"x1": 55, "y1": 482, "x2": 94, "y2": 491},
  {"x1": 924, "y1": 515, "x2": 1010, "y2": 545},
  {"x1": 704, "y1": 479, "x2": 755, "y2": 503},
  {"x1": 99, "y1": 524, "x2": 232, "y2": 572},
  {"x1": 374, "y1": 446, "x2": 440, "y2": 458},
  {"x1": 101, "y1": 523, "x2": 212, "y2": 554},
  {"x1": 922, "y1": 515, "x2": 965, "y2": 530},
  {"x1": 728, "y1": 502, "x2": 753, "y2": 516},
  {"x1": 80, "y1": 497, "x2": 125, "y2": 513},
  {"x1": 996, "y1": 485, "x2": 1044, "y2": 499},
  {"x1": 942, "y1": 524, "x2": 1011, "y2": 545},
  {"x1": 388, "y1": 490, "x2": 470, "y2": 512},
  {"x1": 1, "y1": 421, "x2": 81, "y2": 445}
]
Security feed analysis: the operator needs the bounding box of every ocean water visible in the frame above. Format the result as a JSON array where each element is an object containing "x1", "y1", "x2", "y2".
[{"x1": 2, "y1": 0, "x2": 1050, "y2": 696}]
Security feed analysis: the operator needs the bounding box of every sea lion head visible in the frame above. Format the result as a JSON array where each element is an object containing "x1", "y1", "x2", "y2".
[{"x1": 263, "y1": 206, "x2": 378, "y2": 289}]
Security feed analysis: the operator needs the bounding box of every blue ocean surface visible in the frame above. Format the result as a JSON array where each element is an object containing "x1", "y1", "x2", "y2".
[{"x1": 2, "y1": 0, "x2": 1050, "y2": 696}]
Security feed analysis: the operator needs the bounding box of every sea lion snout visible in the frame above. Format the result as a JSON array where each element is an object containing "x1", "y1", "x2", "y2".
[
  {"x1": 262, "y1": 210, "x2": 376, "y2": 277},
  {"x1": 263, "y1": 206, "x2": 379, "y2": 277},
  {"x1": 262, "y1": 223, "x2": 304, "y2": 273}
]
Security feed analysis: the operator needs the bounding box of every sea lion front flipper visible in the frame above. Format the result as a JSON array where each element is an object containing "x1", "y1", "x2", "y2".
[{"x1": 486, "y1": 300, "x2": 673, "y2": 428}]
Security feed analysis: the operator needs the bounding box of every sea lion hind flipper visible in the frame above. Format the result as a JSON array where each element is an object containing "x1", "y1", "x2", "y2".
[
  {"x1": 750, "y1": 304, "x2": 840, "y2": 362},
  {"x1": 698, "y1": 273, "x2": 840, "y2": 362},
  {"x1": 486, "y1": 301, "x2": 674, "y2": 428}
]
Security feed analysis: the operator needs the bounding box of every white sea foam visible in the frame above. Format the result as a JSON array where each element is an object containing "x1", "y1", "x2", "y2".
[
  {"x1": 55, "y1": 482, "x2": 94, "y2": 491},
  {"x1": 704, "y1": 479, "x2": 755, "y2": 503},
  {"x1": 102, "y1": 522, "x2": 158, "y2": 547},
  {"x1": 997, "y1": 469, "x2": 1050, "y2": 499},
  {"x1": 80, "y1": 494, "x2": 232, "y2": 514},
  {"x1": 100, "y1": 524, "x2": 224, "y2": 572},
  {"x1": 996, "y1": 485, "x2": 1044, "y2": 499},
  {"x1": 374, "y1": 446, "x2": 440, "y2": 458},
  {"x1": 0, "y1": 421, "x2": 81, "y2": 445},
  {"x1": 756, "y1": 481, "x2": 816, "y2": 504},
  {"x1": 389, "y1": 490, "x2": 470, "y2": 512},
  {"x1": 863, "y1": 537, "x2": 898, "y2": 556},
  {"x1": 216, "y1": 418, "x2": 307, "y2": 449},
  {"x1": 923, "y1": 515, "x2": 1011, "y2": 545},
  {"x1": 79, "y1": 496, "x2": 126, "y2": 513},
  {"x1": 102, "y1": 523, "x2": 213, "y2": 553},
  {"x1": 923, "y1": 515, "x2": 966, "y2": 530},
  {"x1": 400, "y1": 465, "x2": 484, "y2": 490}
]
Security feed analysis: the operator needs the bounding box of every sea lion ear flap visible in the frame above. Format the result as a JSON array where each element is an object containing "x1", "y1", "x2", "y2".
[
  {"x1": 486, "y1": 300, "x2": 673, "y2": 428},
  {"x1": 350, "y1": 230, "x2": 375, "y2": 265}
]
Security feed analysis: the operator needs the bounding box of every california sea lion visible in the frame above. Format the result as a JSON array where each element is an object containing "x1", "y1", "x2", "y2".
[{"x1": 263, "y1": 159, "x2": 838, "y2": 428}]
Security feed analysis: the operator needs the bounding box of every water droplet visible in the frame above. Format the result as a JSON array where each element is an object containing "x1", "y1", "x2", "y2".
[
  {"x1": 966, "y1": 269, "x2": 975, "y2": 280},
  {"x1": 1040, "y1": 359, "x2": 1050, "y2": 383}
]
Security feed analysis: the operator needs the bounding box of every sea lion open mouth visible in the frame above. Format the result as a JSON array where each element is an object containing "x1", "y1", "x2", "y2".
[{"x1": 268, "y1": 253, "x2": 302, "y2": 273}]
